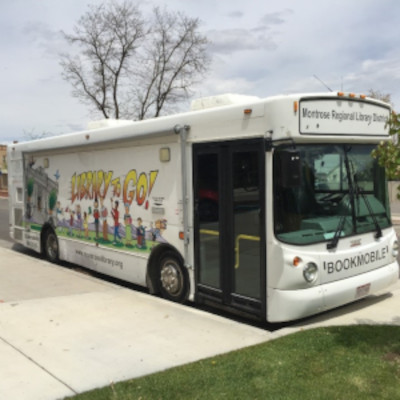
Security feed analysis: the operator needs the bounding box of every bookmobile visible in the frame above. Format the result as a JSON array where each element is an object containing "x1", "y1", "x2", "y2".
[{"x1": 7, "y1": 92, "x2": 399, "y2": 322}]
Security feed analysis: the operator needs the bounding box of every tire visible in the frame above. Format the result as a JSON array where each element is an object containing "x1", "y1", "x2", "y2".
[
  {"x1": 159, "y1": 252, "x2": 189, "y2": 303},
  {"x1": 43, "y1": 229, "x2": 59, "y2": 263}
]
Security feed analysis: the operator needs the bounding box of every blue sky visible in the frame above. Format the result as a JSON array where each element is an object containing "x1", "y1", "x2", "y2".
[{"x1": 1, "y1": 0, "x2": 399, "y2": 143}]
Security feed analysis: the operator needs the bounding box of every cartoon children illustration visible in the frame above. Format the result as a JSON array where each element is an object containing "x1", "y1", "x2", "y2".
[
  {"x1": 68, "y1": 208, "x2": 74, "y2": 236},
  {"x1": 152, "y1": 219, "x2": 166, "y2": 241},
  {"x1": 55, "y1": 201, "x2": 63, "y2": 230},
  {"x1": 93, "y1": 197, "x2": 100, "y2": 240},
  {"x1": 83, "y1": 211, "x2": 89, "y2": 239},
  {"x1": 76, "y1": 204, "x2": 82, "y2": 238},
  {"x1": 136, "y1": 217, "x2": 146, "y2": 249},
  {"x1": 111, "y1": 198, "x2": 121, "y2": 244},
  {"x1": 124, "y1": 203, "x2": 133, "y2": 246},
  {"x1": 100, "y1": 197, "x2": 108, "y2": 241}
]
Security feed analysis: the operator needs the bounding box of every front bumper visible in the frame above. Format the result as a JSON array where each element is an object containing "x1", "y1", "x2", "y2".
[{"x1": 267, "y1": 261, "x2": 399, "y2": 322}]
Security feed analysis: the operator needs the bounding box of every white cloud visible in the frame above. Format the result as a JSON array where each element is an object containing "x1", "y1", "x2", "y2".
[
  {"x1": 1, "y1": 0, "x2": 400, "y2": 143},
  {"x1": 225, "y1": 11, "x2": 244, "y2": 19},
  {"x1": 342, "y1": 56, "x2": 400, "y2": 107},
  {"x1": 208, "y1": 28, "x2": 277, "y2": 54},
  {"x1": 194, "y1": 75, "x2": 255, "y2": 97},
  {"x1": 259, "y1": 9, "x2": 294, "y2": 26},
  {"x1": 22, "y1": 21, "x2": 64, "y2": 59}
]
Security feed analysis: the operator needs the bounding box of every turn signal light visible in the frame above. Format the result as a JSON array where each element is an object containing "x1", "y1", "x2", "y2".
[{"x1": 293, "y1": 256, "x2": 302, "y2": 267}]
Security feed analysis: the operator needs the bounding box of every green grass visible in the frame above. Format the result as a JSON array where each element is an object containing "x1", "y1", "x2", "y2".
[{"x1": 66, "y1": 325, "x2": 400, "y2": 400}]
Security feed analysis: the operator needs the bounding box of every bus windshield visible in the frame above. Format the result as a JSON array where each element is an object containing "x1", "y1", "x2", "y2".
[{"x1": 274, "y1": 144, "x2": 391, "y2": 245}]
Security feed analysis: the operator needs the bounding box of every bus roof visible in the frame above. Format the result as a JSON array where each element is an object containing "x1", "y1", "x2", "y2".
[{"x1": 9, "y1": 92, "x2": 391, "y2": 155}]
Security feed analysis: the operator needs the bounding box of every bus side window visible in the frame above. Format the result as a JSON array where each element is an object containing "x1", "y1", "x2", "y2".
[
  {"x1": 16, "y1": 187, "x2": 23, "y2": 202},
  {"x1": 279, "y1": 149, "x2": 302, "y2": 188}
]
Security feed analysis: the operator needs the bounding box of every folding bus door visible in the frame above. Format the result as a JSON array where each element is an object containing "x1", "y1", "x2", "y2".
[{"x1": 193, "y1": 139, "x2": 266, "y2": 317}]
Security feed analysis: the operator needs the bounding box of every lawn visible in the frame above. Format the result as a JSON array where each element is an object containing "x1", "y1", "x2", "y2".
[{"x1": 66, "y1": 325, "x2": 400, "y2": 400}]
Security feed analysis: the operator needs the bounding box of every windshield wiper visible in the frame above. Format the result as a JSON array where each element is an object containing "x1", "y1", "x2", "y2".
[
  {"x1": 327, "y1": 145, "x2": 361, "y2": 250},
  {"x1": 327, "y1": 193, "x2": 350, "y2": 250},
  {"x1": 327, "y1": 148, "x2": 383, "y2": 250}
]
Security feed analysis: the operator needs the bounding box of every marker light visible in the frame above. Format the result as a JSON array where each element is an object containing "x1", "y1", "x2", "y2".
[
  {"x1": 337, "y1": 92, "x2": 345, "y2": 97},
  {"x1": 303, "y1": 262, "x2": 318, "y2": 283},
  {"x1": 393, "y1": 240, "x2": 399, "y2": 258},
  {"x1": 349, "y1": 93, "x2": 356, "y2": 98},
  {"x1": 293, "y1": 101, "x2": 299, "y2": 113},
  {"x1": 360, "y1": 94, "x2": 366, "y2": 99},
  {"x1": 244, "y1": 109, "x2": 252, "y2": 115}
]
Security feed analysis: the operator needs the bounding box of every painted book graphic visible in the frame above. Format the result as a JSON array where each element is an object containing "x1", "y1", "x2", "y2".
[{"x1": 24, "y1": 155, "x2": 169, "y2": 254}]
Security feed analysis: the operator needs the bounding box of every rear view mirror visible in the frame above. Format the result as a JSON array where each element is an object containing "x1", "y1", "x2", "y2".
[{"x1": 279, "y1": 149, "x2": 302, "y2": 188}]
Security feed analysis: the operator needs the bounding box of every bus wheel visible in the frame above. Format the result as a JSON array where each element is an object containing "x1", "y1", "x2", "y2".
[
  {"x1": 44, "y1": 229, "x2": 59, "y2": 263},
  {"x1": 159, "y1": 252, "x2": 188, "y2": 303}
]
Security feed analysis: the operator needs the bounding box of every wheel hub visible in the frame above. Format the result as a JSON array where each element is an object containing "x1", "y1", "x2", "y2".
[{"x1": 160, "y1": 263, "x2": 181, "y2": 295}]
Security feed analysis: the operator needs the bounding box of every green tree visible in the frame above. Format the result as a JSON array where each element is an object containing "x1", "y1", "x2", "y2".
[
  {"x1": 371, "y1": 112, "x2": 400, "y2": 180},
  {"x1": 369, "y1": 89, "x2": 400, "y2": 181}
]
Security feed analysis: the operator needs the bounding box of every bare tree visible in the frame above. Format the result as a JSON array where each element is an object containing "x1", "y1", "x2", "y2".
[
  {"x1": 60, "y1": 1, "x2": 145, "y2": 119},
  {"x1": 23, "y1": 128, "x2": 52, "y2": 141},
  {"x1": 60, "y1": 1, "x2": 210, "y2": 120},
  {"x1": 368, "y1": 89, "x2": 392, "y2": 106},
  {"x1": 133, "y1": 7, "x2": 210, "y2": 120}
]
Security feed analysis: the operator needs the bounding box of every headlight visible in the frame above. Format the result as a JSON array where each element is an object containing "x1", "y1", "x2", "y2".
[
  {"x1": 393, "y1": 240, "x2": 399, "y2": 258},
  {"x1": 303, "y1": 262, "x2": 318, "y2": 283}
]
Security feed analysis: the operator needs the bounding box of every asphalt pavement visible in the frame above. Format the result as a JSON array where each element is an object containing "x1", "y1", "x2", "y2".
[{"x1": 0, "y1": 196, "x2": 400, "y2": 400}]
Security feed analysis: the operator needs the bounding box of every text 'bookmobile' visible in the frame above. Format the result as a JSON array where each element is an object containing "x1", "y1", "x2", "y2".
[{"x1": 8, "y1": 92, "x2": 399, "y2": 322}]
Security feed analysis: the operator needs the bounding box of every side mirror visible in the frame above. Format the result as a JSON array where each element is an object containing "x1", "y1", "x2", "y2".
[{"x1": 279, "y1": 149, "x2": 302, "y2": 188}]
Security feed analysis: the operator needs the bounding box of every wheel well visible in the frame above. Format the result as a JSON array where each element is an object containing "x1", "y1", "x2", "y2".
[{"x1": 146, "y1": 244, "x2": 185, "y2": 294}]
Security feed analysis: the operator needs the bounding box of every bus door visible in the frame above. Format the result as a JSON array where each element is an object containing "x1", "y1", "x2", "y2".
[{"x1": 193, "y1": 140, "x2": 266, "y2": 317}]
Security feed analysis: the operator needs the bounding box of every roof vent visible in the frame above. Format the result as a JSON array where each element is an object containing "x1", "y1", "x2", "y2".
[
  {"x1": 190, "y1": 94, "x2": 260, "y2": 111},
  {"x1": 87, "y1": 119, "x2": 134, "y2": 130}
]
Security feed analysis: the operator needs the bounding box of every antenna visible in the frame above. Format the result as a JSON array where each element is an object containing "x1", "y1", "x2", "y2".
[{"x1": 313, "y1": 75, "x2": 333, "y2": 92}]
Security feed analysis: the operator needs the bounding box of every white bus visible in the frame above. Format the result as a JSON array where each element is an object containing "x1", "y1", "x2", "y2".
[{"x1": 7, "y1": 92, "x2": 399, "y2": 322}]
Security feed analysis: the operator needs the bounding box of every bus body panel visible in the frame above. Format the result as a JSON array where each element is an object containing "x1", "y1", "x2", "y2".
[
  {"x1": 267, "y1": 229, "x2": 398, "y2": 291},
  {"x1": 8, "y1": 136, "x2": 185, "y2": 292},
  {"x1": 59, "y1": 237, "x2": 148, "y2": 286},
  {"x1": 267, "y1": 261, "x2": 398, "y2": 322},
  {"x1": 7, "y1": 92, "x2": 399, "y2": 322},
  {"x1": 7, "y1": 148, "x2": 24, "y2": 242}
]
